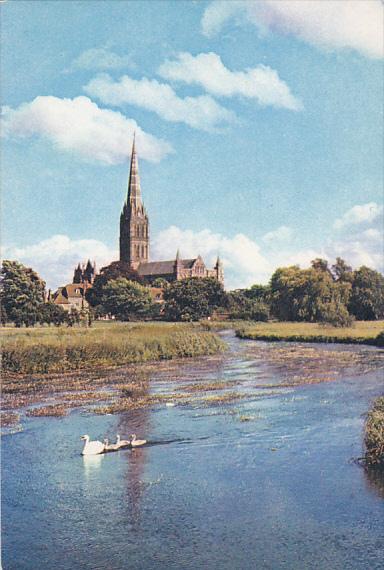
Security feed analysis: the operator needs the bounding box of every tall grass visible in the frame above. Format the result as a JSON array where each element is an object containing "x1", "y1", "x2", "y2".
[
  {"x1": 236, "y1": 321, "x2": 384, "y2": 346},
  {"x1": 364, "y1": 397, "x2": 384, "y2": 466},
  {"x1": 1, "y1": 322, "x2": 225, "y2": 374}
]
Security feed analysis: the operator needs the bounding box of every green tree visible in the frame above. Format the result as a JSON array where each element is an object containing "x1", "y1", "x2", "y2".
[
  {"x1": 244, "y1": 283, "x2": 271, "y2": 302},
  {"x1": 152, "y1": 277, "x2": 169, "y2": 288},
  {"x1": 102, "y1": 278, "x2": 152, "y2": 321},
  {"x1": 1, "y1": 260, "x2": 46, "y2": 327},
  {"x1": 311, "y1": 258, "x2": 331, "y2": 273},
  {"x1": 227, "y1": 290, "x2": 269, "y2": 321},
  {"x1": 85, "y1": 261, "x2": 143, "y2": 311},
  {"x1": 164, "y1": 277, "x2": 226, "y2": 321},
  {"x1": 38, "y1": 303, "x2": 67, "y2": 326},
  {"x1": 331, "y1": 257, "x2": 354, "y2": 283},
  {"x1": 349, "y1": 266, "x2": 384, "y2": 320},
  {"x1": 270, "y1": 261, "x2": 352, "y2": 326}
]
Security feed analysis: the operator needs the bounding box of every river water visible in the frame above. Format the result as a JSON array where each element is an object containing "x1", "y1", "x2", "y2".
[{"x1": 2, "y1": 333, "x2": 384, "y2": 569}]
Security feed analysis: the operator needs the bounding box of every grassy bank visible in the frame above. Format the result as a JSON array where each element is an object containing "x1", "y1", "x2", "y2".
[
  {"x1": 236, "y1": 321, "x2": 384, "y2": 346},
  {"x1": 1, "y1": 322, "x2": 225, "y2": 375},
  {"x1": 364, "y1": 397, "x2": 384, "y2": 466}
]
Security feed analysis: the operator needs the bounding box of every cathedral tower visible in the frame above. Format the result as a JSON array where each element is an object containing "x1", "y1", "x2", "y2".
[{"x1": 119, "y1": 135, "x2": 149, "y2": 269}]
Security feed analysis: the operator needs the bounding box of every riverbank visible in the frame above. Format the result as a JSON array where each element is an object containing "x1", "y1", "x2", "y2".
[
  {"x1": 2, "y1": 322, "x2": 225, "y2": 375},
  {"x1": 236, "y1": 320, "x2": 384, "y2": 346},
  {"x1": 365, "y1": 396, "x2": 384, "y2": 466},
  {"x1": 2, "y1": 329, "x2": 383, "y2": 432}
]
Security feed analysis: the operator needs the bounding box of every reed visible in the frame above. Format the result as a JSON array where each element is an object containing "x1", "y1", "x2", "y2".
[
  {"x1": 364, "y1": 397, "x2": 384, "y2": 466},
  {"x1": 2, "y1": 322, "x2": 225, "y2": 374}
]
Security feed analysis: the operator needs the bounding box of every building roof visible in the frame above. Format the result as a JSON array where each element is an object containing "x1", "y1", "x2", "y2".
[
  {"x1": 138, "y1": 258, "x2": 199, "y2": 276},
  {"x1": 63, "y1": 283, "x2": 85, "y2": 298}
]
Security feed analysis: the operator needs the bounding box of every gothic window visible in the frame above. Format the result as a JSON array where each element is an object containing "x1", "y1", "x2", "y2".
[
  {"x1": 141, "y1": 245, "x2": 145, "y2": 257},
  {"x1": 136, "y1": 245, "x2": 140, "y2": 258}
]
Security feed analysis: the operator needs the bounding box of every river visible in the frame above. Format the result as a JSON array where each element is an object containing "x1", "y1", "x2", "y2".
[{"x1": 2, "y1": 332, "x2": 384, "y2": 569}]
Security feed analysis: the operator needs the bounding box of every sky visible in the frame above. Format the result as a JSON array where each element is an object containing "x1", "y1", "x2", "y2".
[{"x1": 2, "y1": 0, "x2": 383, "y2": 290}]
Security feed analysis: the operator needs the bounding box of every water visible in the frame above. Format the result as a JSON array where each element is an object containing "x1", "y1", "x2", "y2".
[{"x1": 2, "y1": 333, "x2": 384, "y2": 569}]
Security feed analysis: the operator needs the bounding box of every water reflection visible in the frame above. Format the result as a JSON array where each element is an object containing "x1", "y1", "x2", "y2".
[
  {"x1": 364, "y1": 465, "x2": 384, "y2": 498},
  {"x1": 82, "y1": 453, "x2": 103, "y2": 477},
  {"x1": 118, "y1": 406, "x2": 151, "y2": 530}
]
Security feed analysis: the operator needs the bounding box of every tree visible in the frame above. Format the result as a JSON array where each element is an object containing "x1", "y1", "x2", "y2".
[
  {"x1": 270, "y1": 262, "x2": 352, "y2": 326},
  {"x1": 244, "y1": 284, "x2": 271, "y2": 302},
  {"x1": 163, "y1": 277, "x2": 226, "y2": 321},
  {"x1": 311, "y1": 258, "x2": 331, "y2": 273},
  {"x1": 331, "y1": 257, "x2": 354, "y2": 283},
  {"x1": 349, "y1": 266, "x2": 384, "y2": 320},
  {"x1": 102, "y1": 278, "x2": 152, "y2": 320},
  {"x1": 152, "y1": 277, "x2": 169, "y2": 288},
  {"x1": 85, "y1": 261, "x2": 143, "y2": 311},
  {"x1": 38, "y1": 303, "x2": 67, "y2": 326},
  {"x1": 1, "y1": 260, "x2": 46, "y2": 327},
  {"x1": 227, "y1": 290, "x2": 269, "y2": 321}
]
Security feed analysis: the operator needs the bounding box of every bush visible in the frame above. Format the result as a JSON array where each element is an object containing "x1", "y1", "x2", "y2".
[{"x1": 364, "y1": 397, "x2": 384, "y2": 466}]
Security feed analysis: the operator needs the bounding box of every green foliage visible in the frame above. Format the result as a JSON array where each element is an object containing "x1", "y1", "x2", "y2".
[
  {"x1": 85, "y1": 261, "x2": 143, "y2": 310},
  {"x1": 349, "y1": 266, "x2": 384, "y2": 320},
  {"x1": 152, "y1": 277, "x2": 169, "y2": 288},
  {"x1": 164, "y1": 277, "x2": 226, "y2": 321},
  {"x1": 1, "y1": 260, "x2": 46, "y2": 327},
  {"x1": 227, "y1": 290, "x2": 269, "y2": 321},
  {"x1": 244, "y1": 283, "x2": 271, "y2": 302},
  {"x1": 364, "y1": 397, "x2": 384, "y2": 466},
  {"x1": 38, "y1": 303, "x2": 67, "y2": 326},
  {"x1": 67, "y1": 308, "x2": 81, "y2": 327},
  {"x1": 102, "y1": 278, "x2": 152, "y2": 320},
  {"x1": 331, "y1": 257, "x2": 354, "y2": 282},
  {"x1": 270, "y1": 262, "x2": 352, "y2": 325}
]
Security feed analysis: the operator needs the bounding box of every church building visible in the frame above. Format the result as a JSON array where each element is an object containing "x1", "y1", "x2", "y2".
[{"x1": 119, "y1": 136, "x2": 224, "y2": 285}]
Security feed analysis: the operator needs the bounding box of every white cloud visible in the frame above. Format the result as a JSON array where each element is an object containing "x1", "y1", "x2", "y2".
[
  {"x1": 152, "y1": 225, "x2": 271, "y2": 289},
  {"x1": 1, "y1": 95, "x2": 172, "y2": 164},
  {"x1": 202, "y1": 1, "x2": 383, "y2": 59},
  {"x1": 2, "y1": 235, "x2": 117, "y2": 290},
  {"x1": 67, "y1": 47, "x2": 134, "y2": 73},
  {"x1": 84, "y1": 73, "x2": 235, "y2": 131},
  {"x1": 330, "y1": 202, "x2": 383, "y2": 272},
  {"x1": 4, "y1": 216, "x2": 383, "y2": 293},
  {"x1": 159, "y1": 52, "x2": 302, "y2": 111},
  {"x1": 333, "y1": 202, "x2": 383, "y2": 230},
  {"x1": 262, "y1": 225, "x2": 294, "y2": 246}
]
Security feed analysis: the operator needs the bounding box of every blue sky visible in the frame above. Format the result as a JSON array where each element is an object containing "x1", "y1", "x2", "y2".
[{"x1": 2, "y1": 0, "x2": 383, "y2": 289}]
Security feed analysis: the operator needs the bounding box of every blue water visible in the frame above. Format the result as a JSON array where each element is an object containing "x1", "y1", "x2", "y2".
[{"x1": 2, "y1": 335, "x2": 384, "y2": 569}]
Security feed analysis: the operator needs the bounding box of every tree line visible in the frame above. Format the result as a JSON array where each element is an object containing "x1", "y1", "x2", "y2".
[{"x1": 1, "y1": 257, "x2": 383, "y2": 327}]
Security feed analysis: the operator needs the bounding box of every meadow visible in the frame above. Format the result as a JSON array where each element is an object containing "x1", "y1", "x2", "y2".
[
  {"x1": 236, "y1": 320, "x2": 384, "y2": 346},
  {"x1": 1, "y1": 321, "x2": 225, "y2": 375}
]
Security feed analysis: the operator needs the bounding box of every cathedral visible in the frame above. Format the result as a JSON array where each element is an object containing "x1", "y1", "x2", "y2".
[{"x1": 119, "y1": 136, "x2": 224, "y2": 285}]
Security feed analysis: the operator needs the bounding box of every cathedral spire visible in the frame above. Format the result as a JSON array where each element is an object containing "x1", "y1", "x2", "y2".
[
  {"x1": 120, "y1": 132, "x2": 149, "y2": 267},
  {"x1": 127, "y1": 132, "x2": 142, "y2": 207}
]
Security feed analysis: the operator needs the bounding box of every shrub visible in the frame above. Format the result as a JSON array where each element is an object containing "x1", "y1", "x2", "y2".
[{"x1": 364, "y1": 397, "x2": 384, "y2": 466}]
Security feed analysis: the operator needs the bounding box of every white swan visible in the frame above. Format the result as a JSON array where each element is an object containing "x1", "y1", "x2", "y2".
[
  {"x1": 80, "y1": 435, "x2": 105, "y2": 455},
  {"x1": 116, "y1": 434, "x2": 131, "y2": 449},
  {"x1": 130, "y1": 434, "x2": 147, "y2": 447},
  {"x1": 103, "y1": 438, "x2": 120, "y2": 452}
]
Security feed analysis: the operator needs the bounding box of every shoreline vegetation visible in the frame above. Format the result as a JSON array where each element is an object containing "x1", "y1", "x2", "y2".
[
  {"x1": 2, "y1": 321, "x2": 383, "y2": 431},
  {"x1": 364, "y1": 397, "x2": 384, "y2": 466},
  {"x1": 235, "y1": 321, "x2": 384, "y2": 347},
  {"x1": 2, "y1": 322, "x2": 225, "y2": 375}
]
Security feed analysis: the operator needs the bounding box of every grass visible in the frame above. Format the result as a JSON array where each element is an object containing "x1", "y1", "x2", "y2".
[
  {"x1": 236, "y1": 320, "x2": 384, "y2": 346},
  {"x1": 364, "y1": 397, "x2": 384, "y2": 466},
  {"x1": 1, "y1": 321, "x2": 225, "y2": 375}
]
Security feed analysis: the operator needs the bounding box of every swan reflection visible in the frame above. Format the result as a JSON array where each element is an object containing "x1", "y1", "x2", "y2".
[{"x1": 83, "y1": 453, "x2": 103, "y2": 477}]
